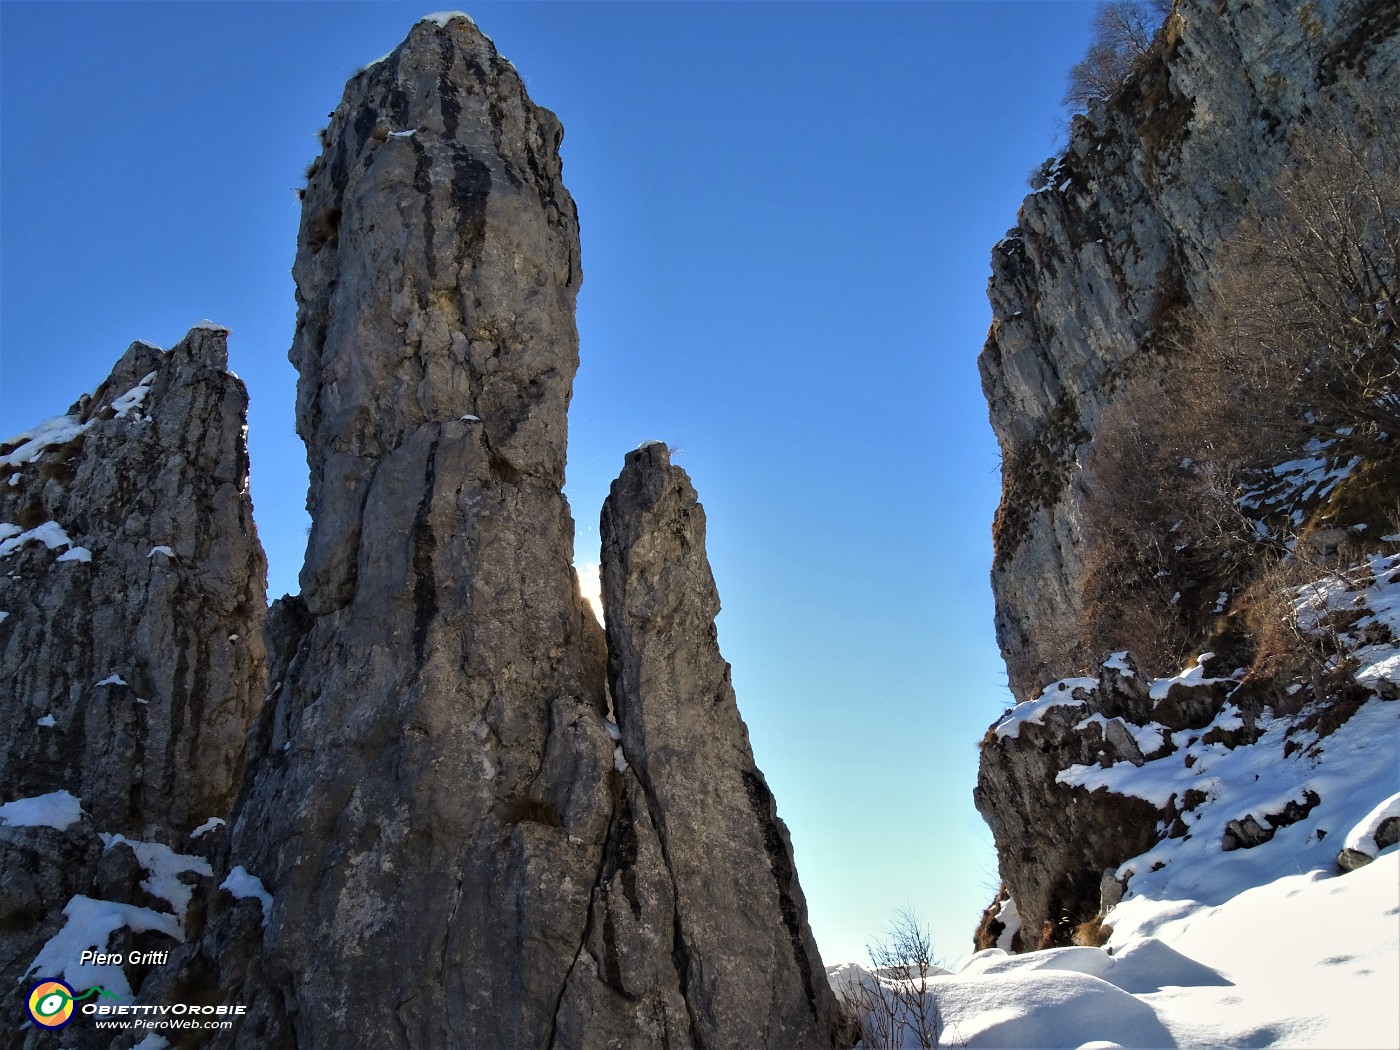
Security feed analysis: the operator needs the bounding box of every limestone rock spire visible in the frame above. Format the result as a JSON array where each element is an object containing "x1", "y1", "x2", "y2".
[
  {"x1": 158, "y1": 16, "x2": 849, "y2": 1048},
  {"x1": 213, "y1": 14, "x2": 609, "y2": 1046},
  {"x1": 597, "y1": 443, "x2": 851, "y2": 1049}
]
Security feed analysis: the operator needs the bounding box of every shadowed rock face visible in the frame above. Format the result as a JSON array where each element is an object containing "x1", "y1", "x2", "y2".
[
  {"x1": 177, "y1": 16, "x2": 845, "y2": 1050},
  {"x1": 594, "y1": 443, "x2": 849, "y2": 1050},
  {"x1": 0, "y1": 325, "x2": 266, "y2": 1005},
  {"x1": 291, "y1": 15, "x2": 581, "y2": 617},
  {"x1": 0, "y1": 17, "x2": 841, "y2": 1047},
  {"x1": 217, "y1": 15, "x2": 610, "y2": 1048}
]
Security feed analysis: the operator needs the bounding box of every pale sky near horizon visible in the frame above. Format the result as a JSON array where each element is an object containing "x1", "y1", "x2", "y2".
[{"x1": 1, "y1": 1, "x2": 1100, "y2": 965}]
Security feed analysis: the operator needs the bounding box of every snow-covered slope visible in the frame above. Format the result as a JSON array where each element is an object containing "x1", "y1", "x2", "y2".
[
  {"x1": 831, "y1": 847, "x2": 1396, "y2": 1048},
  {"x1": 833, "y1": 566, "x2": 1400, "y2": 1047}
]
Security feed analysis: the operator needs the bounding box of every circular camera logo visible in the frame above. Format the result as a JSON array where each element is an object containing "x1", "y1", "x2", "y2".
[{"x1": 27, "y1": 979, "x2": 76, "y2": 1029}]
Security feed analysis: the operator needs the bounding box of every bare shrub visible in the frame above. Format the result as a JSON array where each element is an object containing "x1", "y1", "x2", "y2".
[
  {"x1": 1072, "y1": 916, "x2": 1113, "y2": 947},
  {"x1": 972, "y1": 884, "x2": 1015, "y2": 953},
  {"x1": 1063, "y1": 1, "x2": 1173, "y2": 112},
  {"x1": 1078, "y1": 370, "x2": 1246, "y2": 677},
  {"x1": 1078, "y1": 91, "x2": 1398, "y2": 679},
  {"x1": 1173, "y1": 94, "x2": 1400, "y2": 471},
  {"x1": 836, "y1": 908, "x2": 943, "y2": 1049}
]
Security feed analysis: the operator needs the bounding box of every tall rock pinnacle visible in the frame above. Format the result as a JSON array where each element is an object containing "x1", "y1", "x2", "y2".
[
  {"x1": 0, "y1": 15, "x2": 843, "y2": 1047},
  {"x1": 291, "y1": 12, "x2": 581, "y2": 614},
  {"x1": 218, "y1": 14, "x2": 609, "y2": 1047},
  {"x1": 193, "y1": 14, "x2": 844, "y2": 1049},
  {"x1": 595, "y1": 443, "x2": 849, "y2": 1049}
]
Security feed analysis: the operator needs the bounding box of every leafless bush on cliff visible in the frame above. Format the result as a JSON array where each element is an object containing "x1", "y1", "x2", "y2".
[
  {"x1": 1079, "y1": 370, "x2": 1248, "y2": 677},
  {"x1": 1079, "y1": 93, "x2": 1399, "y2": 679},
  {"x1": 837, "y1": 908, "x2": 943, "y2": 1049},
  {"x1": 1063, "y1": 1, "x2": 1172, "y2": 111},
  {"x1": 1174, "y1": 94, "x2": 1400, "y2": 470}
]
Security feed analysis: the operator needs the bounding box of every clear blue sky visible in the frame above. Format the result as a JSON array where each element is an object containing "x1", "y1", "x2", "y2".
[{"x1": 1, "y1": 1, "x2": 1097, "y2": 965}]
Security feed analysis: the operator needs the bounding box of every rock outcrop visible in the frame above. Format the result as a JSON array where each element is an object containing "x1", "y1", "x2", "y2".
[
  {"x1": 975, "y1": 651, "x2": 1231, "y2": 948},
  {"x1": 0, "y1": 326, "x2": 266, "y2": 1011},
  {"x1": 982, "y1": 0, "x2": 1400, "y2": 701},
  {"x1": 589, "y1": 443, "x2": 847, "y2": 1049},
  {"x1": 978, "y1": 0, "x2": 1399, "y2": 952},
  {"x1": 101, "y1": 15, "x2": 836, "y2": 1050}
]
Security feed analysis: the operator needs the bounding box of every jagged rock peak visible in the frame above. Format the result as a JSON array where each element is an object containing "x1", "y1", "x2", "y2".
[
  {"x1": 0, "y1": 324, "x2": 266, "y2": 834},
  {"x1": 599, "y1": 443, "x2": 852, "y2": 1049},
  {"x1": 0, "y1": 325, "x2": 266, "y2": 1013},
  {"x1": 293, "y1": 9, "x2": 580, "y2": 613}
]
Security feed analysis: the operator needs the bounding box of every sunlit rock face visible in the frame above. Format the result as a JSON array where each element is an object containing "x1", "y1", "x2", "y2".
[
  {"x1": 978, "y1": 0, "x2": 1398, "y2": 952},
  {"x1": 981, "y1": 0, "x2": 1399, "y2": 701}
]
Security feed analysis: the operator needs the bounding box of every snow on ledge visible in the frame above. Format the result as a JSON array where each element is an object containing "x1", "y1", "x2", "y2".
[
  {"x1": 0, "y1": 414, "x2": 92, "y2": 470},
  {"x1": 221, "y1": 866, "x2": 274, "y2": 926},
  {"x1": 26, "y1": 895, "x2": 181, "y2": 996},
  {"x1": 1074, "y1": 712, "x2": 1169, "y2": 756},
  {"x1": 1103, "y1": 651, "x2": 1135, "y2": 676},
  {"x1": 111, "y1": 371, "x2": 158, "y2": 419},
  {"x1": 993, "y1": 676, "x2": 1098, "y2": 740},
  {"x1": 0, "y1": 790, "x2": 84, "y2": 830},
  {"x1": 100, "y1": 834, "x2": 213, "y2": 922},
  {"x1": 1148, "y1": 652, "x2": 1235, "y2": 701},
  {"x1": 0, "y1": 520, "x2": 77, "y2": 558},
  {"x1": 190, "y1": 816, "x2": 225, "y2": 839},
  {"x1": 1344, "y1": 791, "x2": 1400, "y2": 856},
  {"x1": 421, "y1": 11, "x2": 476, "y2": 28}
]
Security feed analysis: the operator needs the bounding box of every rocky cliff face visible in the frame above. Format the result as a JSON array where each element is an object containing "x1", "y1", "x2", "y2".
[
  {"x1": 1, "y1": 13, "x2": 844, "y2": 1048},
  {"x1": 982, "y1": 0, "x2": 1399, "y2": 701},
  {"x1": 591, "y1": 444, "x2": 844, "y2": 1049},
  {"x1": 0, "y1": 326, "x2": 266, "y2": 1012},
  {"x1": 978, "y1": 0, "x2": 1399, "y2": 953}
]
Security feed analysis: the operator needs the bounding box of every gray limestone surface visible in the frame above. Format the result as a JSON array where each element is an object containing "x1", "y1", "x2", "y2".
[
  {"x1": 0, "y1": 325, "x2": 266, "y2": 1026},
  {"x1": 981, "y1": 0, "x2": 1400, "y2": 700},
  {"x1": 211, "y1": 15, "x2": 609, "y2": 1047},
  {"x1": 598, "y1": 443, "x2": 850, "y2": 1050},
  {"x1": 0, "y1": 17, "x2": 846, "y2": 1048}
]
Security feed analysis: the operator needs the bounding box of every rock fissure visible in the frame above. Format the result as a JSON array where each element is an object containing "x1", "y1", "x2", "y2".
[
  {"x1": 741, "y1": 769, "x2": 822, "y2": 1023},
  {"x1": 410, "y1": 430, "x2": 441, "y2": 667}
]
